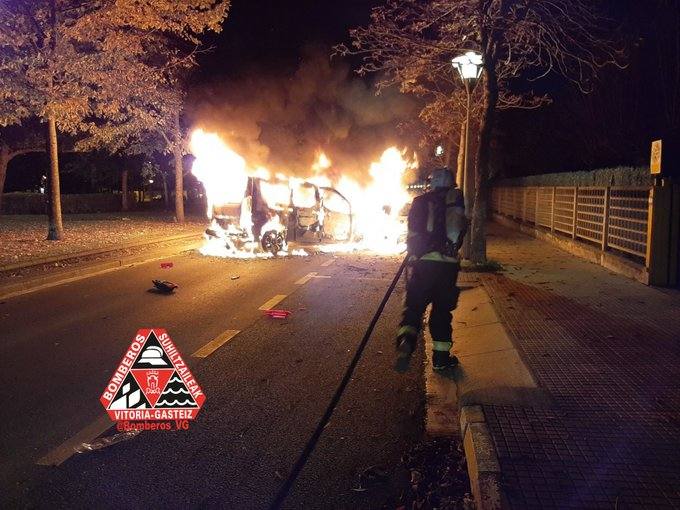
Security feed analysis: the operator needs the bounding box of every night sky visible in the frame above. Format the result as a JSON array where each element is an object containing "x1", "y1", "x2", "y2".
[
  {"x1": 194, "y1": 0, "x2": 379, "y2": 76},
  {"x1": 5, "y1": 0, "x2": 678, "y2": 193},
  {"x1": 188, "y1": 0, "x2": 677, "y2": 178}
]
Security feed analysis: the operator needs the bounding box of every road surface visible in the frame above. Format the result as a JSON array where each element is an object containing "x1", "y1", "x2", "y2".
[{"x1": 0, "y1": 248, "x2": 425, "y2": 508}]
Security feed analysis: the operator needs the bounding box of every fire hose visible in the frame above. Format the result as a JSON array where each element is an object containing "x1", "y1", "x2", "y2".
[{"x1": 268, "y1": 253, "x2": 410, "y2": 509}]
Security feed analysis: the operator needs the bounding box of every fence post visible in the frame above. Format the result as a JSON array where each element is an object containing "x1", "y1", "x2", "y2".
[
  {"x1": 601, "y1": 187, "x2": 610, "y2": 251},
  {"x1": 646, "y1": 184, "x2": 674, "y2": 285},
  {"x1": 535, "y1": 187, "x2": 539, "y2": 227},
  {"x1": 572, "y1": 186, "x2": 578, "y2": 239},
  {"x1": 551, "y1": 187, "x2": 556, "y2": 232}
]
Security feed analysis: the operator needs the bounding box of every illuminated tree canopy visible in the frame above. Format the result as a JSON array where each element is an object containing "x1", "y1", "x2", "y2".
[
  {"x1": 0, "y1": 0, "x2": 230, "y2": 235},
  {"x1": 338, "y1": 0, "x2": 625, "y2": 262}
]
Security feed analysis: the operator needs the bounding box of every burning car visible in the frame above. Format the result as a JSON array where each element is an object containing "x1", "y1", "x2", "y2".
[
  {"x1": 205, "y1": 176, "x2": 353, "y2": 256},
  {"x1": 190, "y1": 129, "x2": 416, "y2": 257}
]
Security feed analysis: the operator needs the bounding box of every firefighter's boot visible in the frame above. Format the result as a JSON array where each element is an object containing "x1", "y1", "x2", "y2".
[
  {"x1": 395, "y1": 327, "x2": 417, "y2": 372},
  {"x1": 432, "y1": 340, "x2": 457, "y2": 371},
  {"x1": 432, "y1": 350, "x2": 458, "y2": 371}
]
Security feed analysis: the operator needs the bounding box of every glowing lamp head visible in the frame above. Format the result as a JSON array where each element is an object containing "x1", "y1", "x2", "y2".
[{"x1": 451, "y1": 51, "x2": 484, "y2": 81}]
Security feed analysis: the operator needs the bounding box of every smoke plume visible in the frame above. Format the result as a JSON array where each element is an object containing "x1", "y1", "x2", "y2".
[{"x1": 188, "y1": 47, "x2": 419, "y2": 184}]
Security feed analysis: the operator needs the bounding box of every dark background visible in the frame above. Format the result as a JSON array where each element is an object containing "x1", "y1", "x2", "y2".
[{"x1": 5, "y1": 0, "x2": 678, "y2": 193}]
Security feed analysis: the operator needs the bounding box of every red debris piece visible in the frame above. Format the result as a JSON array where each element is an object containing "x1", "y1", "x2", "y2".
[
  {"x1": 264, "y1": 309, "x2": 292, "y2": 319},
  {"x1": 160, "y1": 262, "x2": 174, "y2": 269}
]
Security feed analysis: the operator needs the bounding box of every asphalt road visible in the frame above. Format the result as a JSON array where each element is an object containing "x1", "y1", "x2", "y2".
[{"x1": 0, "y1": 248, "x2": 425, "y2": 508}]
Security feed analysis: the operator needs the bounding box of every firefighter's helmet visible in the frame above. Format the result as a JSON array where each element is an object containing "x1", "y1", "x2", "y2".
[{"x1": 429, "y1": 167, "x2": 455, "y2": 189}]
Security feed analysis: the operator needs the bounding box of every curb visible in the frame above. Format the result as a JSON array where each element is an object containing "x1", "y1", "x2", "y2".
[
  {"x1": 0, "y1": 232, "x2": 202, "y2": 273},
  {"x1": 459, "y1": 405, "x2": 505, "y2": 509},
  {"x1": 0, "y1": 236, "x2": 202, "y2": 300}
]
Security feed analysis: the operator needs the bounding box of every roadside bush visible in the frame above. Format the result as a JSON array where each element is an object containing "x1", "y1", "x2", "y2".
[
  {"x1": 496, "y1": 166, "x2": 650, "y2": 188},
  {"x1": 1, "y1": 192, "x2": 132, "y2": 214}
]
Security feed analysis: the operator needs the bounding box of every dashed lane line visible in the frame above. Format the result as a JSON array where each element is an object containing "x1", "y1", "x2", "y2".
[
  {"x1": 38, "y1": 327, "x2": 241, "y2": 467},
  {"x1": 192, "y1": 329, "x2": 241, "y2": 358},
  {"x1": 312, "y1": 275, "x2": 390, "y2": 282},
  {"x1": 295, "y1": 272, "x2": 317, "y2": 285},
  {"x1": 258, "y1": 294, "x2": 288, "y2": 310},
  {"x1": 36, "y1": 414, "x2": 114, "y2": 466}
]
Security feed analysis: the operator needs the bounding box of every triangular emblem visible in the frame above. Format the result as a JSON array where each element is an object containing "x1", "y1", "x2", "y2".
[
  {"x1": 131, "y1": 331, "x2": 172, "y2": 369},
  {"x1": 131, "y1": 369, "x2": 174, "y2": 407},
  {"x1": 155, "y1": 371, "x2": 198, "y2": 408},
  {"x1": 100, "y1": 329, "x2": 205, "y2": 424},
  {"x1": 109, "y1": 373, "x2": 151, "y2": 410}
]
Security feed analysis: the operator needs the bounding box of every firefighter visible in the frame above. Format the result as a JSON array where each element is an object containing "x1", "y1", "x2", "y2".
[{"x1": 396, "y1": 167, "x2": 467, "y2": 372}]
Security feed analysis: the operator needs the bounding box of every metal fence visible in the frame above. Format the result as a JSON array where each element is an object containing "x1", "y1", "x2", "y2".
[{"x1": 491, "y1": 185, "x2": 650, "y2": 263}]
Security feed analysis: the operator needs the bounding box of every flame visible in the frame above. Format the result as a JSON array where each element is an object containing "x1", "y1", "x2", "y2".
[
  {"x1": 259, "y1": 180, "x2": 291, "y2": 210},
  {"x1": 333, "y1": 147, "x2": 415, "y2": 253},
  {"x1": 190, "y1": 129, "x2": 417, "y2": 258},
  {"x1": 253, "y1": 166, "x2": 271, "y2": 180},
  {"x1": 190, "y1": 130, "x2": 248, "y2": 218},
  {"x1": 312, "y1": 152, "x2": 331, "y2": 172}
]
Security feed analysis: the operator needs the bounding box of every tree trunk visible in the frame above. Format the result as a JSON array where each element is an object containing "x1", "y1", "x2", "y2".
[
  {"x1": 456, "y1": 120, "x2": 465, "y2": 189},
  {"x1": 470, "y1": 64, "x2": 499, "y2": 264},
  {"x1": 161, "y1": 170, "x2": 170, "y2": 210},
  {"x1": 0, "y1": 144, "x2": 9, "y2": 215},
  {"x1": 173, "y1": 113, "x2": 185, "y2": 223},
  {"x1": 46, "y1": 114, "x2": 64, "y2": 240},
  {"x1": 121, "y1": 169, "x2": 129, "y2": 211},
  {"x1": 173, "y1": 147, "x2": 184, "y2": 222}
]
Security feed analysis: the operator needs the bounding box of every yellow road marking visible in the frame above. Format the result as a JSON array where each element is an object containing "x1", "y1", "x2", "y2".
[
  {"x1": 259, "y1": 294, "x2": 288, "y2": 310},
  {"x1": 295, "y1": 272, "x2": 317, "y2": 285},
  {"x1": 192, "y1": 329, "x2": 240, "y2": 358},
  {"x1": 37, "y1": 414, "x2": 114, "y2": 466}
]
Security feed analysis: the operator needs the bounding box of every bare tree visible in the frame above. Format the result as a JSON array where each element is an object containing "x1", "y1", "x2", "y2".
[{"x1": 338, "y1": 0, "x2": 624, "y2": 262}]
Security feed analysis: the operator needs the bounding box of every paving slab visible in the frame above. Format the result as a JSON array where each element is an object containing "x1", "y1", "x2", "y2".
[
  {"x1": 452, "y1": 286, "x2": 538, "y2": 406},
  {"x1": 476, "y1": 223, "x2": 680, "y2": 509}
]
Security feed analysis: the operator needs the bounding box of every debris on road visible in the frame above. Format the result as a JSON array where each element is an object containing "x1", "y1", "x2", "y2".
[
  {"x1": 152, "y1": 279, "x2": 178, "y2": 293},
  {"x1": 160, "y1": 262, "x2": 174, "y2": 269},
  {"x1": 264, "y1": 309, "x2": 291, "y2": 319},
  {"x1": 230, "y1": 275, "x2": 240, "y2": 280},
  {"x1": 358, "y1": 465, "x2": 389, "y2": 490},
  {"x1": 75, "y1": 429, "x2": 141, "y2": 453},
  {"x1": 396, "y1": 437, "x2": 472, "y2": 509}
]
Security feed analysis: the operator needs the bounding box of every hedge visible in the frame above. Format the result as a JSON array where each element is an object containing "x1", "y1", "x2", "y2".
[
  {"x1": 1, "y1": 192, "x2": 132, "y2": 214},
  {"x1": 495, "y1": 166, "x2": 651, "y2": 188}
]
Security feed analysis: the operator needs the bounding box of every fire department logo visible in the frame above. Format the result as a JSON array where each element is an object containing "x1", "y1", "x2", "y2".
[{"x1": 100, "y1": 329, "x2": 205, "y2": 429}]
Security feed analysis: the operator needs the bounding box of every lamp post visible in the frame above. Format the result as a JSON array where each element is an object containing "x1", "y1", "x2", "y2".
[{"x1": 451, "y1": 50, "x2": 483, "y2": 259}]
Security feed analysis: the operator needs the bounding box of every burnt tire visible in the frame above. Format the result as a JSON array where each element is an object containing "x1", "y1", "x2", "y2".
[{"x1": 261, "y1": 230, "x2": 285, "y2": 255}]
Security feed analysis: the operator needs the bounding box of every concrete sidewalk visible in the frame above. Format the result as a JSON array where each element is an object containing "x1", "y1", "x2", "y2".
[{"x1": 457, "y1": 223, "x2": 680, "y2": 509}]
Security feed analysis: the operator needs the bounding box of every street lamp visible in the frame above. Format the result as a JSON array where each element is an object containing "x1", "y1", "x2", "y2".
[{"x1": 451, "y1": 50, "x2": 483, "y2": 259}]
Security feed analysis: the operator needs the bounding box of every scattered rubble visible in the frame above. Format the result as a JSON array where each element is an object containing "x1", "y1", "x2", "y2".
[
  {"x1": 265, "y1": 309, "x2": 291, "y2": 319},
  {"x1": 75, "y1": 429, "x2": 141, "y2": 453},
  {"x1": 152, "y1": 280, "x2": 178, "y2": 293},
  {"x1": 395, "y1": 437, "x2": 473, "y2": 509}
]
